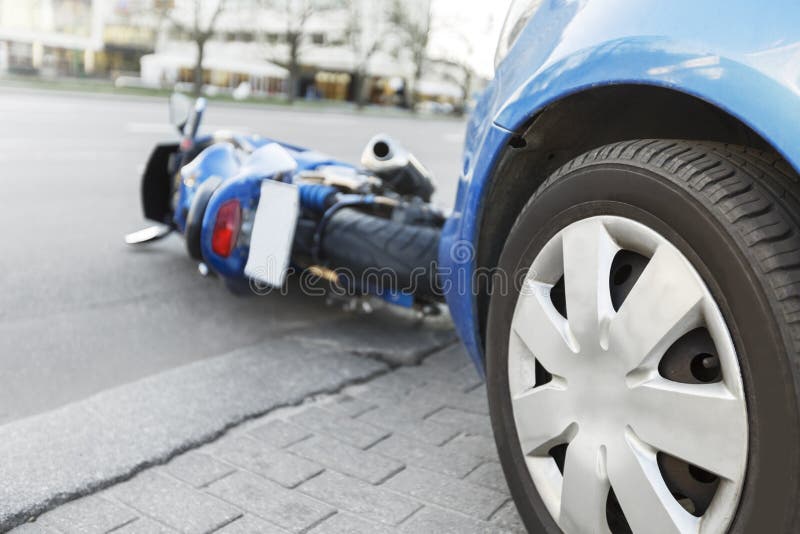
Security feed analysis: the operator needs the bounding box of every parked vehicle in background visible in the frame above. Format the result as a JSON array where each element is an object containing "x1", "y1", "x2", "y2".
[
  {"x1": 440, "y1": 0, "x2": 800, "y2": 532},
  {"x1": 415, "y1": 100, "x2": 455, "y2": 115}
]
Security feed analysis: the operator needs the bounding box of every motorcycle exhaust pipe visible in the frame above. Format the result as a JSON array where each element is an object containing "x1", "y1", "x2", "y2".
[
  {"x1": 361, "y1": 134, "x2": 410, "y2": 171},
  {"x1": 360, "y1": 134, "x2": 435, "y2": 202}
]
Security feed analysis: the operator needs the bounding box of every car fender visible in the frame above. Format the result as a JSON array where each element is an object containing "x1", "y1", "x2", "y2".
[
  {"x1": 443, "y1": 2, "x2": 800, "y2": 371},
  {"x1": 494, "y1": 37, "x2": 800, "y2": 171}
]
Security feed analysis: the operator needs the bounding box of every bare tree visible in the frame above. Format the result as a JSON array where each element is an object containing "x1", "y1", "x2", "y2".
[
  {"x1": 345, "y1": 0, "x2": 384, "y2": 108},
  {"x1": 389, "y1": 0, "x2": 432, "y2": 109},
  {"x1": 159, "y1": 0, "x2": 228, "y2": 96},
  {"x1": 261, "y1": 0, "x2": 336, "y2": 103},
  {"x1": 430, "y1": 56, "x2": 474, "y2": 115},
  {"x1": 430, "y1": 28, "x2": 475, "y2": 113},
  {"x1": 426, "y1": 12, "x2": 477, "y2": 115}
]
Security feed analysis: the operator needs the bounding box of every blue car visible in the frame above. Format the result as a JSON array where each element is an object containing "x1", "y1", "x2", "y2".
[{"x1": 442, "y1": 1, "x2": 800, "y2": 532}]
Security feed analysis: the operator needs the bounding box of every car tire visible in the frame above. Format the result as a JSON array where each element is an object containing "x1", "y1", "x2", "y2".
[{"x1": 486, "y1": 140, "x2": 800, "y2": 533}]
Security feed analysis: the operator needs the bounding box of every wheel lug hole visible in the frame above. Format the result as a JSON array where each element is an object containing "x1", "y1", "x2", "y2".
[
  {"x1": 690, "y1": 353, "x2": 721, "y2": 382},
  {"x1": 688, "y1": 464, "x2": 718, "y2": 484},
  {"x1": 612, "y1": 264, "x2": 632, "y2": 286},
  {"x1": 701, "y1": 355, "x2": 719, "y2": 369}
]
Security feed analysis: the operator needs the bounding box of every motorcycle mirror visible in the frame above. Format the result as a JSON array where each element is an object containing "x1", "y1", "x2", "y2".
[
  {"x1": 186, "y1": 97, "x2": 207, "y2": 141},
  {"x1": 169, "y1": 93, "x2": 193, "y2": 133}
]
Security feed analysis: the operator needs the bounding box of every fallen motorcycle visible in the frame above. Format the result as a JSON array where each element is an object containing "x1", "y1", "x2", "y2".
[{"x1": 126, "y1": 94, "x2": 443, "y2": 310}]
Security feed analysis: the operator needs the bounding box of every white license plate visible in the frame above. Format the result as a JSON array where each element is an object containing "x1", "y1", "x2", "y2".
[{"x1": 244, "y1": 180, "x2": 299, "y2": 288}]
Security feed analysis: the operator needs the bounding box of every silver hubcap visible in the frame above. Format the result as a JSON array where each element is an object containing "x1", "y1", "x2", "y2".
[{"x1": 508, "y1": 216, "x2": 748, "y2": 534}]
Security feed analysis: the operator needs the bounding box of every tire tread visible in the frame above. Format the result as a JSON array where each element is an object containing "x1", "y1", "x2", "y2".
[
  {"x1": 516, "y1": 139, "x2": 800, "y2": 357},
  {"x1": 321, "y1": 208, "x2": 440, "y2": 293}
]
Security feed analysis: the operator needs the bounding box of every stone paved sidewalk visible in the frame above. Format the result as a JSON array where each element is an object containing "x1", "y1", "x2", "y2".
[{"x1": 12, "y1": 345, "x2": 525, "y2": 534}]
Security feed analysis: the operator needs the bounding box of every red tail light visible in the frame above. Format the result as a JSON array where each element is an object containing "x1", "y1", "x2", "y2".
[{"x1": 211, "y1": 199, "x2": 241, "y2": 257}]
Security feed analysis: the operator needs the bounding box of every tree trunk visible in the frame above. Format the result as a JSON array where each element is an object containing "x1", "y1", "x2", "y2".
[
  {"x1": 356, "y1": 71, "x2": 369, "y2": 109},
  {"x1": 408, "y1": 75, "x2": 419, "y2": 113},
  {"x1": 287, "y1": 37, "x2": 300, "y2": 104},
  {"x1": 458, "y1": 68, "x2": 472, "y2": 116},
  {"x1": 408, "y1": 60, "x2": 424, "y2": 112},
  {"x1": 193, "y1": 39, "x2": 205, "y2": 97},
  {"x1": 286, "y1": 70, "x2": 298, "y2": 104}
]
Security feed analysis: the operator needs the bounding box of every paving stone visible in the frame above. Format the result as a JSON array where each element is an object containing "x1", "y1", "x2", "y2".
[
  {"x1": 359, "y1": 368, "x2": 427, "y2": 398},
  {"x1": 299, "y1": 471, "x2": 420, "y2": 526},
  {"x1": 427, "y1": 407, "x2": 493, "y2": 437},
  {"x1": 419, "y1": 363, "x2": 484, "y2": 391},
  {"x1": 357, "y1": 406, "x2": 460, "y2": 446},
  {"x1": 111, "y1": 517, "x2": 178, "y2": 533},
  {"x1": 464, "y1": 381, "x2": 485, "y2": 393},
  {"x1": 291, "y1": 407, "x2": 388, "y2": 449},
  {"x1": 289, "y1": 434, "x2": 403, "y2": 484},
  {"x1": 385, "y1": 467, "x2": 507, "y2": 520},
  {"x1": 212, "y1": 435, "x2": 323, "y2": 488},
  {"x1": 247, "y1": 420, "x2": 311, "y2": 449},
  {"x1": 462, "y1": 385, "x2": 490, "y2": 415},
  {"x1": 308, "y1": 512, "x2": 394, "y2": 534},
  {"x1": 106, "y1": 471, "x2": 241, "y2": 534},
  {"x1": 9, "y1": 522, "x2": 59, "y2": 534},
  {"x1": 215, "y1": 514, "x2": 289, "y2": 533},
  {"x1": 490, "y1": 501, "x2": 527, "y2": 533},
  {"x1": 320, "y1": 394, "x2": 375, "y2": 418},
  {"x1": 207, "y1": 471, "x2": 335, "y2": 534},
  {"x1": 370, "y1": 434, "x2": 482, "y2": 478},
  {"x1": 442, "y1": 433, "x2": 498, "y2": 460},
  {"x1": 410, "y1": 381, "x2": 490, "y2": 416},
  {"x1": 421, "y1": 344, "x2": 472, "y2": 373},
  {"x1": 165, "y1": 451, "x2": 236, "y2": 488},
  {"x1": 360, "y1": 391, "x2": 439, "y2": 420},
  {"x1": 464, "y1": 462, "x2": 509, "y2": 493},
  {"x1": 398, "y1": 507, "x2": 497, "y2": 534},
  {"x1": 363, "y1": 382, "x2": 479, "y2": 421},
  {"x1": 405, "y1": 388, "x2": 467, "y2": 417},
  {"x1": 38, "y1": 495, "x2": 137, "y2": 533}
]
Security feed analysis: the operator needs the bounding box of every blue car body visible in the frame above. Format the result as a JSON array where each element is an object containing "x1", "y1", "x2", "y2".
[{"x1": 440, "y1": 0, "x2": 800, "y2": 372}]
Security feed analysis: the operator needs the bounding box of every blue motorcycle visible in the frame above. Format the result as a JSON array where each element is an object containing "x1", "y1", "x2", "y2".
[{"x1": 126, "y1": 95, "x2": 443, "y2": 310}]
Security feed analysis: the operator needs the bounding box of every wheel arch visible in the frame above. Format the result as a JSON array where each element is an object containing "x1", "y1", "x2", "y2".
[{"x1": 473, "y1": 83, "x2": 790, "y2": 363}]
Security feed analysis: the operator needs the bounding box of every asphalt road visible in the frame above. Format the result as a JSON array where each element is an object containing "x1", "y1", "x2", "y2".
[{"x1": 0, "y1": 88, "x2": 465, "y2": 425}]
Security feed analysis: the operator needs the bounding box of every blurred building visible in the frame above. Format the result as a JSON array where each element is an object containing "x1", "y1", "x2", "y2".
[
  {"x1": 99, "y1": 0, "x2": 159, "y2": 76},
  {"x1": 0, "y1": 0, "x2": 160, "y2": 78},
  {"x1": 0, "y1": 0, "x2": 104, "y2": 76},
  {"x1": 144, "y1": 0, "x2": 435, "y2": 103},
  {"x1": 0, "y1": 0, "x2": 465, "y2": 106}
]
